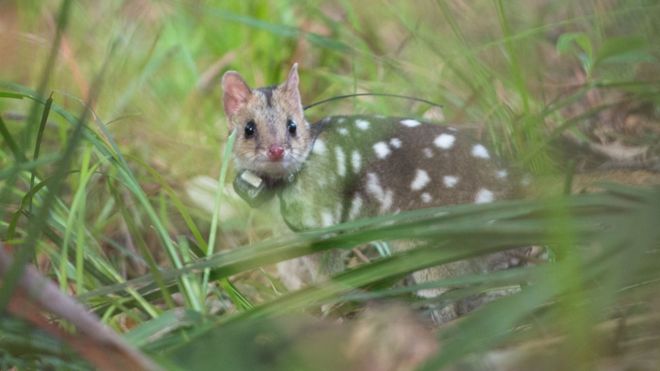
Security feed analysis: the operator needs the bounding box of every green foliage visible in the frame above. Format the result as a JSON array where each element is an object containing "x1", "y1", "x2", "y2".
[
  {"x1": 556, "y1": 32, "x2": 594, "y2": 73},
  {"x1": 557, "y1": 32, "x2": 655, "y2": 76},
  {"x1": 1, "y1": 0, "x2": 659, "y2": 369}
]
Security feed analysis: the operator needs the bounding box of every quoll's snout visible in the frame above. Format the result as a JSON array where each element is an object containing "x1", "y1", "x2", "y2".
[{"x1": 268, "y1": 144, "x2": 285, "y2": 161}]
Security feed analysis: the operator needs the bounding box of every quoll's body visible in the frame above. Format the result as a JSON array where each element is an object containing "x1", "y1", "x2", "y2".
[
  {"x1": 279, "y1": 115, "x2": 514, "y2": 231},
  {"x1": 222, "y1": 65, "x2": 526, "y2": 320}
]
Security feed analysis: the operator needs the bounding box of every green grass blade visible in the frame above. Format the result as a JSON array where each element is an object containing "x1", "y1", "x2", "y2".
[
  {"x1": 29, "y1": 93, "x2": 53, "y2": 212},
  {"x1": 20, "y1": 0, "x2": 72, "y2": 150},
  {"x1": 0, "y1": 154, "x2": 60, "y2": 180},
  {"x1": 0, "y1": 116, "x2": 25, "y2": 162},
  {"x1": 202, "y1": 129, "x2": 236, "y2": 300},
  {"x1": 78, "y1": 189, "x2": 626, "y2": 306}
]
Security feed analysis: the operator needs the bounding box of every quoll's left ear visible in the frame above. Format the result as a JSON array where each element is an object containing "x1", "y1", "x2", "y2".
[
  {"x1": 221, "y1": 71, "x2": 252, "y2": 130},
  {"x1": 281, "y1": 63, "x2": 301, "y2": 106}
]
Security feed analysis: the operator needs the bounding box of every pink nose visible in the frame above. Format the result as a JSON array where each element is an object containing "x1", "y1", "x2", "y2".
[{"x1": 268, "y1": 145, "x2": 285, "y2": 161}]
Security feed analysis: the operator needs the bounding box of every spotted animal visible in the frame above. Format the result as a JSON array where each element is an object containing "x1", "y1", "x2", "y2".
[
  {"x1": 278, "y1": 115, "x2": 516, "y2": 231},
  {"x1": 222, "y1": 64, "x2": 529, "y2": 322}
]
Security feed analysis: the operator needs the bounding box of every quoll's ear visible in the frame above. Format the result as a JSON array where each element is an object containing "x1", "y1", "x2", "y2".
[
  {"x1": 281, "y1": 63, "x2": 302, "y2": 108},
  {"x1": 222, "y1": 71, "x2": 252, "y2": 128}
]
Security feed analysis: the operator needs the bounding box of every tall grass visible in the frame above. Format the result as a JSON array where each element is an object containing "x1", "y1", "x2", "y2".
[{"x1": 1, "y1": 0, "x2": 658, "y2": 369}]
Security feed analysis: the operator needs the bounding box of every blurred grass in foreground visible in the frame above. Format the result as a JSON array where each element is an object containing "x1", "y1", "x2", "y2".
[{"x1": 1, "y1": 0, "x2": 659, "y2": 369}]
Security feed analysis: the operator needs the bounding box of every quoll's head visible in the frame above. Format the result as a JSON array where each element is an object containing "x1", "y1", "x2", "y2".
[{"x1": 222, "y1": 64, "x2": 311, "y2": 180}]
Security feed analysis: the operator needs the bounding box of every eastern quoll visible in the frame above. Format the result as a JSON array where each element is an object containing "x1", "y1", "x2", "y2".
[{"x1": 222, "y1": 64, "x2": 533, "y2": 322}]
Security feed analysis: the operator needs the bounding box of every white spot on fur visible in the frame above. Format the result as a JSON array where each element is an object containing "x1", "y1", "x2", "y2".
[
  {"x1": 417, "y1": 288, "x2": 444, "y2": 298},
  {"x1": 496, "y1": 169, "x2": 508, "y2": 179},
  {"x1": 443, "y1": 175, "x2": 459, "y2": 188},
  {"x1": 312, "y1": 139, "x2": 326, "y2": 155},
  {"x1": 356, "y1": 119, "x2": 370, "y2": 130},
  {"x1": 302, "y1": 207, "x2": 316, "y2": 228},
  {"x1": 321, "y1": 210, "x2": 334, "y2": 227},
  {"x1": 338, "y1": 127, "x2": 349, "y2": 136},
  {"x1": 366, "y1": 172, "x2": 393, "y2": 212},
  {"x1": 400, "y1": 119, "x2": 421, "y2": 127},
  {"x1": 421, "y1": 192, "x2": 432, "y2": 203},
  {"x1": 373, "y1": 142, "x2": 391, "y2": 159},
  {"x1": 338, "y1": 117, "x2": 346, "y2": 124},
  {"x1": 423, "y1": 148, "x2": 433, "y2": 158},
  {"x1": 389, "y1": 138, "x2": 402, "y2": 148},
  {"x1": 351, "y1": 150, "x2": 361, "y2": 174},
  {"x1": 475, "y1": 188, "x2": 495, "y2": 204},
  {"x1": 471, "y1": 144, "x2": 490, "y2": 159},
  {"x1": 348, "y1": 194, "x2": 363, "y2": 220},
  {"x1": 410, "y1": 169, "x2": 430, "y2": 191},
  {"x1": 335, "y1": 147, "x2": 346, "y2": 177},
  {"x1": 433, "y1": 133, "x2": 456, "y2": 149}
]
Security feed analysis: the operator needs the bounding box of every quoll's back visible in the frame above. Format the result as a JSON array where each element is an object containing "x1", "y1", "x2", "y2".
[{"x1": 280, "y1": 115, "x2": 516, "y2": 231}]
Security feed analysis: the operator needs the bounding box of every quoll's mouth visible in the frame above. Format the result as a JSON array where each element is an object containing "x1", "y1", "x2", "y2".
[{"x1": 249, "y1": 156, "x2": 299, "y2": 179}]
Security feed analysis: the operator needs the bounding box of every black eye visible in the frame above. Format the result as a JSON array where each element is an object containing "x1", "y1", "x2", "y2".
[
  {"x1": 287, "y1": 119, "x2": 297, "y2": 135},
  {"x1": 244, "y1": 120, "x2": 256, "y2": 138}
]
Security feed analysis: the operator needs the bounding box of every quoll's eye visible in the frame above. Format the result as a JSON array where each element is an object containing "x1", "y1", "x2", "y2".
[
  {"x1": 244, "y1": 120, "x2": 256, "y2": 138},
  {"x1": 287, "y1": 119, "x2": 297, "y2": 135}
]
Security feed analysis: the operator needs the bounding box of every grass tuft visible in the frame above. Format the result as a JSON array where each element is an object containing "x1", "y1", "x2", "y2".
[{"x1": 1, "y1": 0, "x2": 658, "y2": 369}]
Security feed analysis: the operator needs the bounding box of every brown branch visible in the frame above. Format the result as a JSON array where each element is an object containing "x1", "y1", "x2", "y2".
[{"x1": 0, "y1": 243, "x2": 160, "y2": 371}]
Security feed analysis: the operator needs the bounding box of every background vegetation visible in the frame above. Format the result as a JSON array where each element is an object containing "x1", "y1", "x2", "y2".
[{"x1": 1, "y1": 0, "x2": 659, "y2": 369}]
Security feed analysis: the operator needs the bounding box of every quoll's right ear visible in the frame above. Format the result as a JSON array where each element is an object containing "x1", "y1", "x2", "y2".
[{"x1": 221, "y1": 71, "x2": 252, "y2": 130}]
